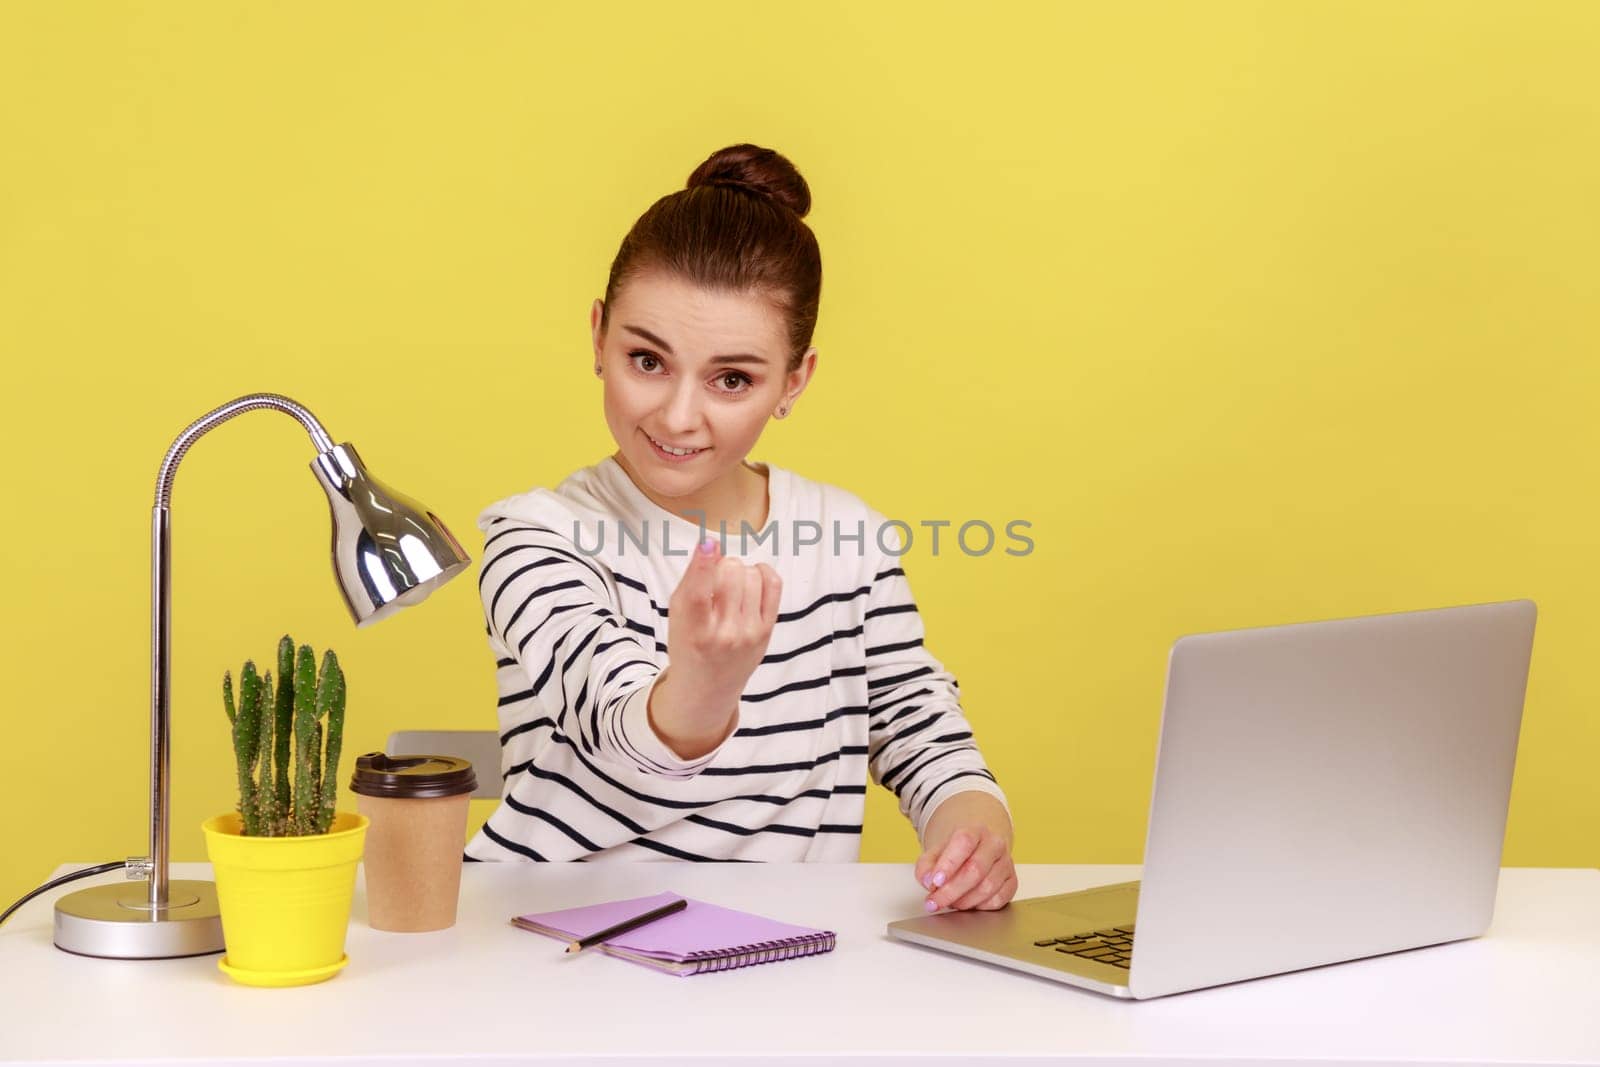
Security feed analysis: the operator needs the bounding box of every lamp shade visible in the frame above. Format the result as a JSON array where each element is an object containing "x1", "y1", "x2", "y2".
[{"x1": 311, "y1": 442, "x2": 471, "y2": 627}]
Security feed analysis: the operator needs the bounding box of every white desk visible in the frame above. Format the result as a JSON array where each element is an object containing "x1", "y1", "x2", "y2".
[{"x1": 2, "y1": 863, "x2": 1597, "y2": 1066}]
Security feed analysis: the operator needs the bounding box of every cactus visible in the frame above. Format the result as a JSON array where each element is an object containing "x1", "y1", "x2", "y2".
[
  {"x1": 310, "y1": 718, "x2": 323, "y2": 825},
  {"x1": 231, "y1": 661, "x2": 263, "y2": 836},
  {"x1": 273, "y1": 635, "x2": 294, "y2": 819},
  {"x1": 316, "y1": 650, "x2": 345, "y2": 834},
  {"x1": 222, "y1": 634, "x2": 349, "y2": 837},
  {"x1": 254, "y1": 672, "x2": 282, "y2": 836},
  {"x1": 292, "y1": 643, "x2": 320, "y2": 835}
]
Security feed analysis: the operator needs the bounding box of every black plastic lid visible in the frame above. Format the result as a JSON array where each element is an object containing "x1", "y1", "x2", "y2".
[{"x1": 349, "y1": 752, "x2": 477, "y2": 799}]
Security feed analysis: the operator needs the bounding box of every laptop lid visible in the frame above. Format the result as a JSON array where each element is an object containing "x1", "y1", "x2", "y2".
[{"x1": 1126, "y1": 599, "x2": 1536, "y2": 999}]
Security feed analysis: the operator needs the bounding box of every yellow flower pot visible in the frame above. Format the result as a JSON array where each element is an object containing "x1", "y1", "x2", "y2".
[{"x1": 201, "y1": 810, "x2": 369, "y2": 987}]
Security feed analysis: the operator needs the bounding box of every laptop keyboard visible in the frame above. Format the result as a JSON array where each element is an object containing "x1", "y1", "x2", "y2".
[{"x1": 1035, "y1": 925, "x2": 1134, "y2": 969}]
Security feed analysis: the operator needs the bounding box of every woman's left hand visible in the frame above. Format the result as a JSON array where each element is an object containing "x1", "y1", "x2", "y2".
[{"x1": 914, "y1": 791, "x2": 1017, "y2": 912}]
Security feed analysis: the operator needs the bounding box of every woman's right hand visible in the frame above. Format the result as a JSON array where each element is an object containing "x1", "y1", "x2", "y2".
[{"x1": 647, "y1": 538, "x2": 783, "y2": 759}]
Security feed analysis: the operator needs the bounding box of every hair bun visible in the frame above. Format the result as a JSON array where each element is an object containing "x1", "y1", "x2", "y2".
[{"x1": 687, "y1": 143, "x2": 811, "y2": 218}]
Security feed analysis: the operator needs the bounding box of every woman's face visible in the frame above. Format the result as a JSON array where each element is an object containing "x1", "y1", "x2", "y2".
[{"x1": 591, "y1": 269, "x2": 815, "y2": 502}]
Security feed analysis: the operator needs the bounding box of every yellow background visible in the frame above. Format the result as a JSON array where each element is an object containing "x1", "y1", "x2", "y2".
[{"x1": 2, "y1": 2, "x2": 1596, "y2": 910}]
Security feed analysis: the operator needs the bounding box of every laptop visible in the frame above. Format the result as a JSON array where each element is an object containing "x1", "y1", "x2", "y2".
[{"x1": 887, "y1": 599, "x2": 1537, "y2": 999}]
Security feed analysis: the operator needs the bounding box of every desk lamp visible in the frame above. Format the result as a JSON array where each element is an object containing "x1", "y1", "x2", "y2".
[{"x1": 52, "y1": 393, "x2": 471, "y2": 959}]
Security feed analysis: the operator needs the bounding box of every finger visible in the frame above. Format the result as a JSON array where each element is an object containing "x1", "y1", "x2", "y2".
[
  {"x1": 927, "y1": 829, "x2": 1007, "y2": 910},
  {"x1": 921, "y1": 828, "x2": 980, "y2": 894},
  {"x1": 948, "y1": 855, "x2": 1017, "y2": 911},
  {"x1": 968, "y1": 871, "x2": 1019, "y2": 912},
  {"x1": 913, "y1": 846, "x2": 941, "y2": 889},
  {"x1": 757, "y1": 564, "x2": 782, "y2": 627},
  {"x1": 990, "y1": 871, "x2": 1020, "y2": 910},
  {"x1": 927, "y1": 831, "x2": 997, "y2": 908},
  {"x1": 712, "y1": 557, "x2": 746, "y2": 626},
  {"x1": 675, "y1": 538, "x2": 721, "y2": 613},
  {"x1": 739, "y1": 567, "x2": 764, "y2": 628}
]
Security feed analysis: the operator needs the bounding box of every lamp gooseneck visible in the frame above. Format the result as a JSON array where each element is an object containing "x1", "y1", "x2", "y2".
[{"x1": 155, "y1": 393, "x2": 336, "y2": 508}]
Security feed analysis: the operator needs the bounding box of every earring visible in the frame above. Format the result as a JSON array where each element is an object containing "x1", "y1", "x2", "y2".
[
  {"x1": 594, "y1": 364, "x2": 602, "y2": 376},
  {"x1": 776, "y1": 404, "x2": 789, "y2": 418}
]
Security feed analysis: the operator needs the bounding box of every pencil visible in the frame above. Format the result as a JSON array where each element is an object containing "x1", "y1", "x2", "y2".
[{"x1": 565, "y1": 897, "x2": 689, "y2": 954}]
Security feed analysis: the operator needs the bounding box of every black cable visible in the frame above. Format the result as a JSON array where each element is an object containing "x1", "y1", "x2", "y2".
[{"x1": 0, "y1": 862, "x2": 128, "y2": 927}]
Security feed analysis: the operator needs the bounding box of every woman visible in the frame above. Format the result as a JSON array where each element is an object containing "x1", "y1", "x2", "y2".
[{"x1": 467, "y1": 143, "x2": 1016, "y2": 912}]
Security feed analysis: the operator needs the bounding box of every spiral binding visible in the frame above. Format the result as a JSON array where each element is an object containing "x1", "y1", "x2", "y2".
[{"x1": 683, "y1": 931, "x2": 837, "y2": 974}]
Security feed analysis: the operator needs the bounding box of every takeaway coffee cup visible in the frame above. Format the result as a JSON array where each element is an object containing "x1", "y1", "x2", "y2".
[{"x1": 349, "y1": 752, "x2": 478, "y2": 932}]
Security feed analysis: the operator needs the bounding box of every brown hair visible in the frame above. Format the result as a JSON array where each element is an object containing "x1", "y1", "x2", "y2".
[{"x1": 599, "y1": 143, "x2": 822, "y2": 373}]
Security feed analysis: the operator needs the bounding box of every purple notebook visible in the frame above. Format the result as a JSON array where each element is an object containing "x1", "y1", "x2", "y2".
[{"x1": 511, "y1": 891, "x2": 836, "y2": 976}]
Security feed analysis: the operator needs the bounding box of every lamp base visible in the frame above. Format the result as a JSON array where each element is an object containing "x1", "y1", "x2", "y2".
[{"x1": 53, "y1": 880, "x2": 224, "y2": 959}]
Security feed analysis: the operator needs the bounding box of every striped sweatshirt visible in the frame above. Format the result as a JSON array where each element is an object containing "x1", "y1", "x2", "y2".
[{"x1": 463, "y1": 455, "x2": 1008, "y2": 862}]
